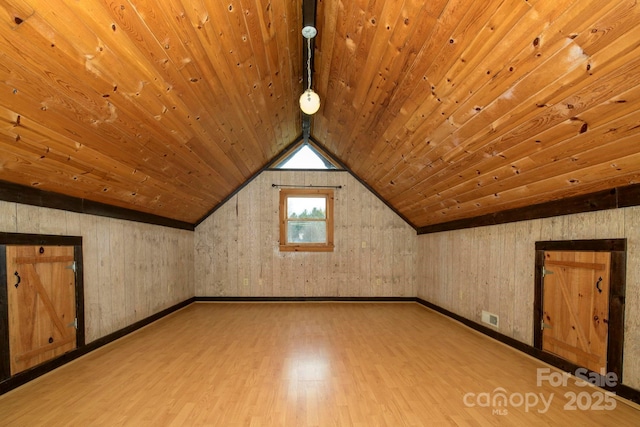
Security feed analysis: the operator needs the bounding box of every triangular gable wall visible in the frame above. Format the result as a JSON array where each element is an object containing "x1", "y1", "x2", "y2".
[
  {"x1": 195, "y1": 135, "x2": 415, "y2": 229},
  {"x1": 194, "y1": 168, "x2": 417, "y2": 297}
]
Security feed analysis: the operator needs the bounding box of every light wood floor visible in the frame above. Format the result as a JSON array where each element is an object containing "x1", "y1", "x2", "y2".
[{"x1": 0, "y1": 302, "x2": 638, "y2": 426}]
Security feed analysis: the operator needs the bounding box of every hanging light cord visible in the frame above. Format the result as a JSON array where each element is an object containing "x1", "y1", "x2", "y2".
[{"x1": 306, "y1": 37, "x2": 312, "y2": 91}]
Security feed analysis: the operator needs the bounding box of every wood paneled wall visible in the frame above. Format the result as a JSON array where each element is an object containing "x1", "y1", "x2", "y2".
[
  {"x1": 195, "y1": 171, "x2": 416, "y2": 297},
  {"x1": 0, "y1": 201, "x2": 194, "y2": 343},
  {"x1": 416, "y1": 208, "x2": 640, "y2": 390}
]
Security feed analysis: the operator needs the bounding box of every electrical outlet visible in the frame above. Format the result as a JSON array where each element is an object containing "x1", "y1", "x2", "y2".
[
  {"x1": 243, "y1": 278, "x2": 249, "y2": 286},
  {"x1": 362, "y1": 241, "x2": 367, "y2": 248}
]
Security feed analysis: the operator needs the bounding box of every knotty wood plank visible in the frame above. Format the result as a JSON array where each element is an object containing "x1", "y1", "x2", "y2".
[
  {"x1": 276, "y1": 0, "x2": 302, "y2": 144},
  {"x1": 109, "y1": 0, "x2": 252, "y2": 184},
  {"x1": 0, "y1": 105, "x2": 222, "y2": 207},
  {"x1": 360, "y1": 0, "x2": 632, "y2": 221},
  {"x1": 0, "y1": 0, "x2": 306, "y2": 224},
  {"x1": 378, "y1": 0, "x2": 632, "y2": 206},
  {"x1": 312, "y1": 0, "x2": 339, "y2": 145},
  {"x1": 0, "y1": 0, "x2": 34, "y2": 30},
  {"x1": 196, "y1": 2, "x2": 274, "y2": 162},
  {"x1": 331, "y1": 0, "x2": 411, "y2": 158},
  {"x1": 392, "y1": 45, "x2": 640, "y2": 224},
  {"x1": 407, "y1": 0, "x2": 617, "y2": 155},
  {"x1": 81, "y1": 0, "x2": 256, "y2": 182},
  {"x1": 207, "y1": 0, "x2": 271, "y2": 165},
  {"x1": 238, "y1": 0, "x2": 292, "y2": 151},
  {"x1": 317, "y1": 0, "x2": 368, "y2": 127},
  {"x1": 404, "y1": 127, "x2": 640, "y2": 222},
  {"x1": 0, "y1": 10, "x2": 232, "y2": 221},
  {"x1": 410, "y1": 108, "x2": 640, "y2": 215},
  {"x1": 337, "y1": 5, "x2": 440, "y2": 167},
  {"x1": 408, "y1": 151, "x2": 640, "y2": 227},
  {"x1": 385, "y1": 41, "x2": 585, "y2": 205},
  {"x1": 347, "y1": 0, "x2": 508, "y2": 173}
]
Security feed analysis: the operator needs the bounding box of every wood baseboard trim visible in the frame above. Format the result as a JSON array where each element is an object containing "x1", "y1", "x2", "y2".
[
  {"x1": 415, "y1": 297, "x2": 640, "y2": 405},
  {"x1": 0, "y1": 297, "x2": 195, "y2": 395},
  {"x1": 195, "y1": 296, "x2": 417, "y2": 302}
]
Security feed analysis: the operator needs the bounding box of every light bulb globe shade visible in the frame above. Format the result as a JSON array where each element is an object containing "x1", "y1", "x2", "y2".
[{"x1": 299, "y1": 89, "x2": 320, "y2": 115}]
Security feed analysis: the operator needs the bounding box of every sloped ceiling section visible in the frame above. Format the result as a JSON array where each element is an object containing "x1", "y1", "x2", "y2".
[
  {"x1": 0, "y1": 0, "x2": 302, "y2": 224},
  {"x1": 1, "y1": 0, "x2": 640, "y2": 229}
]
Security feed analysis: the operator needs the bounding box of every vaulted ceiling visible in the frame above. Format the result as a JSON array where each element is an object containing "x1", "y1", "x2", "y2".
[{"x1": 1, "y1": 0, "x2": 640, "y2": 229}]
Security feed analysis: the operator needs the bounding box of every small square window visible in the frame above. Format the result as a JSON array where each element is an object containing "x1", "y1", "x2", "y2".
[{"x1": 279, "y1": 188, "x2": 334, "y2": 252}]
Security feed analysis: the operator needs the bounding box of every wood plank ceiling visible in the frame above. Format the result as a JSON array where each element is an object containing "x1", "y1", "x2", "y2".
[{"x1": 1, "y1": 0, "x2": 640, "y2": 228}]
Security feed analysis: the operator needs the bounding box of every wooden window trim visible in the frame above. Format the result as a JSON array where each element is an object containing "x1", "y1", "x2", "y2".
[{"x1": 279, "y1": 188, "x2": 334, "y2": 252}]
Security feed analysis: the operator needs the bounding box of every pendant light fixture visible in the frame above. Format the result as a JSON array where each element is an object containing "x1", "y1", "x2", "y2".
[{"x1": 299, "y1": 25, "x2": 320, "y2": 115}]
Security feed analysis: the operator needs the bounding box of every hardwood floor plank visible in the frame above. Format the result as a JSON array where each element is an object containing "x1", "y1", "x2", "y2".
[{"x1": 0, "y1": 302, "x2": 638, "y2": 426}]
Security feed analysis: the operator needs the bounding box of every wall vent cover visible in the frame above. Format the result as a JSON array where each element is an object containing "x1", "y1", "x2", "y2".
[{"x1": 481, "y1": 310, "x2": 499, "y2": 327}]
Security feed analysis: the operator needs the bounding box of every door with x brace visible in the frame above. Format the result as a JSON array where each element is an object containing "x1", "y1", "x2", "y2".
[
  {"x1": 542, "y1": 250, "x2": 611, "y2": 373},
  {"x1": 6, "y1": 245, "x2": 77, "y2": 375}
]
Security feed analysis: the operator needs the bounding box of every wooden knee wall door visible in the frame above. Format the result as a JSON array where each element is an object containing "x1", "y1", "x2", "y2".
[
  {"x1": 6, "y1": 245, "x2": 77, "y2": 375},
  {"x1": 1, "y1": 233, "x2": 84, "y2": 388},
  {"x1": 541, "y1": 250, "x2": 611, "y2": 373},
  {"x1": 534, "y1": 239, "x2": 626, "y2": 383}
]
